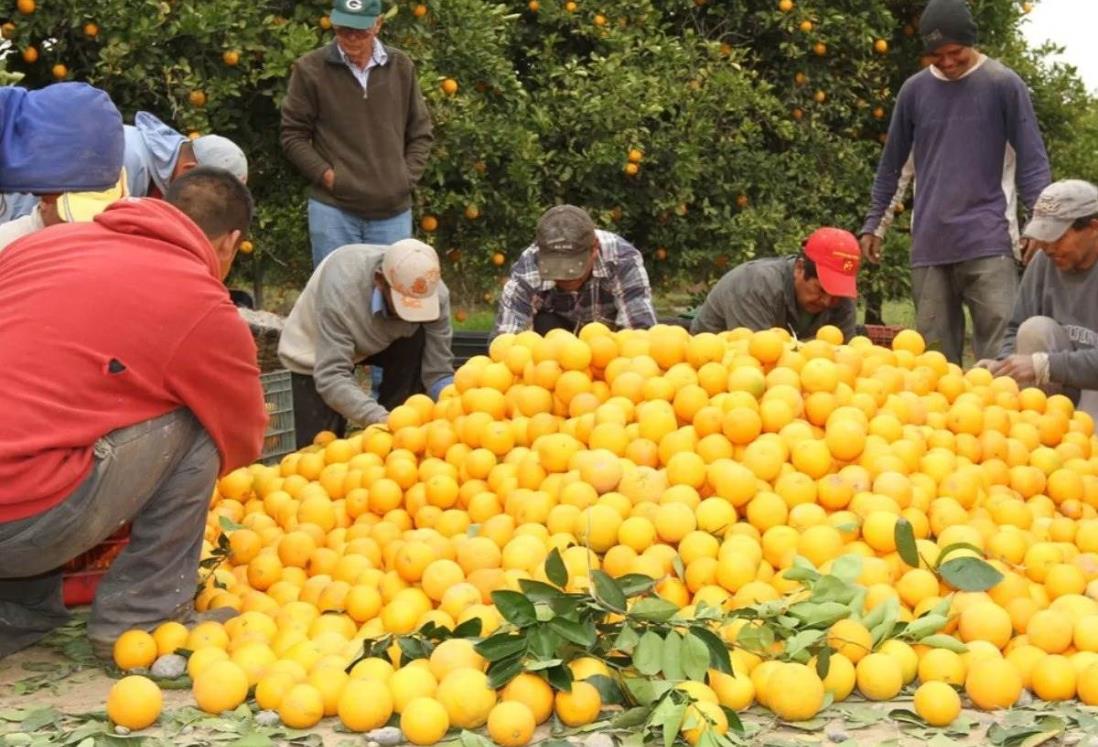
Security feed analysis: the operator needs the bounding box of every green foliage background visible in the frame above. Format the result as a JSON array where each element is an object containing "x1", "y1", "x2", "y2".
[{"x1": 2, "y1": 0, "x2": 1095, "y2": 315}]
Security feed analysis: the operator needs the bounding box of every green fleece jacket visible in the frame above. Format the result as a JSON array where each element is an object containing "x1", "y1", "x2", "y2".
[{"x1": 280, "y1": 42, "x2": 433, "y2": 220}]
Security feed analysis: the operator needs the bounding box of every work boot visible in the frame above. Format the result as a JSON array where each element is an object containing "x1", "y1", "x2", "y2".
[{"x1": 89, "y1": 606, "x2": 240, "y2": 664}]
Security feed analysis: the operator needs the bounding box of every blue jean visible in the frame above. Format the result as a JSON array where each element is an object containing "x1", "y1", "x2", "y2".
[{"x1": 307, "y1": 199, "x2": 413, "y2": 267}]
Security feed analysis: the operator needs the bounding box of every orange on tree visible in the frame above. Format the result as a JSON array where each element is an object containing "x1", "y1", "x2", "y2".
[{"x1": 441, "y1": 78, "x2": 459, "y2": 95}]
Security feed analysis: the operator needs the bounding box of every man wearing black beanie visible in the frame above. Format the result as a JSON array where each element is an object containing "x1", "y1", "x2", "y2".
[{"x1": 859, "y1": 0, "x2": 1051, "y2": 366}]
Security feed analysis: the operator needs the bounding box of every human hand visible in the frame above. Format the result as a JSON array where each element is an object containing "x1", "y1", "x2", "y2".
[
  {"x1": 973, "y1": 358, "x2": 998, "y2": 371},
  {"x1": 993, "y1": 354, "x2": 1038, "y2": 385},
  {"x1": 1020, "y1": 238, "x2": 1041, "y2": 266},
  {"x1": 322, "y1": 168, "x2": 335, "y2": 191},
  {"x1": 859, "y1": 234, "x2": 883, "y2": 264}
]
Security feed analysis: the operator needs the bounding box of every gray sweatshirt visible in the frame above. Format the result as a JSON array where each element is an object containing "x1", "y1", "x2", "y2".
[
  {"x1": 278, "y1": 244, "x2": 454, "y2": 424},
  {"x1": 690, "y1": 256, "x2": 856, "y2": 341},
  {"x1": 999, "y1": 252, "x2": 1098, "y2": 389},
  {"x1": 861, "y1": 57, "x2": 1050, "y2": 267}
]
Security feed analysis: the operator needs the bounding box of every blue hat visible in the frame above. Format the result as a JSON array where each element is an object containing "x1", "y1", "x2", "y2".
[{"x1": 0, "y1": 82, "x2": 125, "y2": 193}]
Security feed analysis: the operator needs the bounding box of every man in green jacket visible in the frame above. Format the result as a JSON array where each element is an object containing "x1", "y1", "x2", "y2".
[{"x1": 281, "y1": 0, "x2": 433, "y2": 266}]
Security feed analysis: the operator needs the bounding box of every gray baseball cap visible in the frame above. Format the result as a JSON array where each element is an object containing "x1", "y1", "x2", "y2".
[
  {"x1": 535, "y1": 205, "x2": 597, "y2": 281},
  {"x1": 1024, "y1": 180, "x2": 1098, "y2": 243},
  {"x1": 192, "y1": 135, "x2": 249, "y2": 184}
]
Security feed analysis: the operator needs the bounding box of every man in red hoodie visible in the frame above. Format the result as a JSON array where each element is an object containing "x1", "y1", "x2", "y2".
[{"x1": 0, "y1": 167, "x2": 268, "y2": 659}]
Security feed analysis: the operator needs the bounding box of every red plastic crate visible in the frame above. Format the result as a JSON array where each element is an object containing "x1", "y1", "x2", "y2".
[
  {"x1": 62, "y1": 525, "x2": 130, "y2": 607},
  {"x1": 865, "y1": 324, "x2": 905, "y2": 349}
]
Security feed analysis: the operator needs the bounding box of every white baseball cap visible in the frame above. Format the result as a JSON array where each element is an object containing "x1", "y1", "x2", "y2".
[
  {"x1": 382, "y1": 239, "x2": 442, "y2": 322},
  {"x1": 1023, "y1": 180, "x2": 1098, "y2": 243}
]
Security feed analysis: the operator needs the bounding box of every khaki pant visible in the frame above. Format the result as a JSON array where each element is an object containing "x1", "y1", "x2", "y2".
[
  {"x1": 912, "y1": 255, "x2": 1019, "y2": 365},
  {"x1": 0, "y1": 410, "x2": 218, "y2": 658}
]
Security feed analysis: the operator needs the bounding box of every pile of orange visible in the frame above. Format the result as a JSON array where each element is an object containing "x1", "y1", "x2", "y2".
[{"x1": 105, "y1": 323, "x2": 1098, "y2": 741}]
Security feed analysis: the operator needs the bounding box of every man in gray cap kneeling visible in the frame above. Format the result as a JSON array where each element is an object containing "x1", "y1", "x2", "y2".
[
  {"x1": 492, "y1": 205, "x2": 657, "y2": 338},
  {"x1": 982, "y1": 180, "x2": 1098, "y2": 417}
]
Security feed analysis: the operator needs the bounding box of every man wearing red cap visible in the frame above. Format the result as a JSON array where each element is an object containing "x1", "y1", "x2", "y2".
[{"x1": 691, "y1": 227, "x2": 861, "y2": 340}]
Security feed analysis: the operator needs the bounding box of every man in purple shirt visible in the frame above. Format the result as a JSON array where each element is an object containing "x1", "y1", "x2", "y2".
[{"x1": 858, "y1": 0, "x2": 1051, "y2": 364}]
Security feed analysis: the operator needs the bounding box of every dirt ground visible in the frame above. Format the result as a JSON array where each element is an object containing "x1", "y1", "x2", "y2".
[{"x1": 1, "y1": 619, "x2": 1096, "y2": 747}]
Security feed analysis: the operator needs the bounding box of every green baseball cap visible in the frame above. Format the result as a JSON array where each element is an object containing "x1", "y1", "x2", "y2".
[{"x1": 331, "y1": 0, "x2": 381, "y2": 30}]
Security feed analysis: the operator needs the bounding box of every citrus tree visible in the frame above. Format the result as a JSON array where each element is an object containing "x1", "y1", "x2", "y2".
[{"x1": 1, "y1": 0, "x2": 1092, "y2": 315}]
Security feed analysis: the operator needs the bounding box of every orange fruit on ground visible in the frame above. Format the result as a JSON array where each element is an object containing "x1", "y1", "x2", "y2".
[
  {"x1": 856, "y1": 653, "x2": 903, "y2": 701},
  {"x1": 487, "y1": 701, "x2": 536, "y2": 747},
  {"x1": 280, "y1": 683, "x2": 325, "y2": 729},
  {"x1": 113, "y1": 629, "x2": 158, "y2": 671},
  {"x1": 193, "y1": 660, "x2": 249, "y2": 714},
  {"x1": 401, "y1": 696, "x2": 450, "y2": 745},
  {"x1": 913, "y1": 681, "x2": 961, "y2": 726},
  {"x1": 965, "y1": 658, "x2": 1023, "y2": 710},
  {"x1": 338, "y1": 679, "x2": 394, "y2": 732},
  {"x1": 766, "y1": 663, "x2": 825, "y2": 721},
  {"x1": 107, "y1": 675, "x2": 162, "y2": 730}
]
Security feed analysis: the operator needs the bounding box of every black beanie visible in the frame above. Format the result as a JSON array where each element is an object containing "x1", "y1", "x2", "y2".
[{"x1": 919, "y1": 0, "x2": 979, "y2": 52}]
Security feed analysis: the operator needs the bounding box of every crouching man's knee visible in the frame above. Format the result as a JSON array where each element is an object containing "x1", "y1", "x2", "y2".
[{"x1": 1016, "y1": 316, "x2": 1071, "y2": 356}]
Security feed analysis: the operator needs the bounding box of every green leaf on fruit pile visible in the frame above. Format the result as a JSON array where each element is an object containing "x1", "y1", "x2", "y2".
[
  {"x1": 829, "y1": 554, "x2": 863, "y2": 584},
  {"x1": 935, "y1": 542, "x2": 987, "y2": 567},
  {"x1": 894, "y1": 518, "x2": 920, "y2": 568},
  {"x1": 681, "y1": 632, "x2": 711, "y2": 681},
  {"x1": 517, "y1": 579, "x2": 560, "y2": 603},
  {"x1": 585, "y1": 674, "x2": 625, "y2": 705},
  {"x1": 545, "y1": 548, "x2": 568, "y2": 588},
  {"x1": 217, "y1": 515, "x2": 244, "y2": 533},
  {"x1": 781, "y1": 629, "x2": 824, "y2": 661},
  {"x1": 659, "y1": 701, "x2": 688, "y2": 747},
  {"x1": 526, "y1": 625, "x2": 561, "y2": 659},
  {"x1": 689, "y1": 626, "x2": 732, "y2": 674},
  {"x1": 487, "y1": 653, "x2": 524, "y2": 689},
  {"x1": 548, "y1": 618, "x2": 596, "y2": 647},
  {"x1": 475, "y1": 633, "x2": 527, "y2": 662},
  {"x1": 592, "y1": 570, "x2": 628, "y2": 612},
  {"x1": 814, "y1": 647, "x2": 831, "y2": 679},
  {"x1": 869, "y1": 597, "x2": 901, "y2": 646},
  {"x1": 617, "y1": 574, "x2": 657, "y2": 597},
  {"x1": 612, "y1": 706, "x2": 655, "y2": 729},
  {"x1": 789, "y1": 601, "x2": 850, "y2": 627},
  {"x1": 661, "y1": 630, "x2": 684, "y2": 681},
  {"x1": 634, "y1": 631, "x2": 663, "y2": 676},
  {"x1": 629, "y1": 597, "x2": 679, "y2": 623},
  {"x1": 613, "y1": 624, "x2": 640, "y2": 654},
  {"x1": 902, "y1": 613, "x2": 948, "y2": 641},
  {"x1": 938, "y1": 557, "x2": 1004, "y2": 592},
  {"x1": 918, "y1": 635, "x2": 968, "y2": 653},
  {"x1": 451, "y1": 617, "x2": 483, "y2": 639},
  {"x1": 491, "y1": 590, "x2": 537, "y2": 627},
  {"x1": 624, "y1": 677, "x2": 674, "y2": 706},
  {"x1": 547, "y1": 663, "x2": 573, "y2": 693}
]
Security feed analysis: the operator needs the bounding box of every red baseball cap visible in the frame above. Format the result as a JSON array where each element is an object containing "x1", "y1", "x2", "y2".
[{"x1": 803, "y1": 227, "x2": 861, "y2": 299}]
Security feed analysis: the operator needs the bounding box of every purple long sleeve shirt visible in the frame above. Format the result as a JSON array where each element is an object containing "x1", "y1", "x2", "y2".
[{"x1": 861, "y1": 57, "x2": 1051, "y2": 267}]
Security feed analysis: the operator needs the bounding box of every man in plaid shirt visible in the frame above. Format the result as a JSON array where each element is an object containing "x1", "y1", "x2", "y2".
[{"x1": 492, "y1": 205, "x2": 657, "y2": 338}]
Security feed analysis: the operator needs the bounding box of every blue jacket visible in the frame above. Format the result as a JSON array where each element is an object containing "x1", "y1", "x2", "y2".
[{"x1": 0, "y1": 83, "x2": 124, "y2": 194}]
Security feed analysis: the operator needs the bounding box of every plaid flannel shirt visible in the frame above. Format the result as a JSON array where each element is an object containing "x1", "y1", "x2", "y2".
[{"x1": 492, "y1": 230, "x2": 657, "y2": 338}]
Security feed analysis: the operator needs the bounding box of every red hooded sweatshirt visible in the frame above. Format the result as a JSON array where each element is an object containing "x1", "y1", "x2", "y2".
[{"x1": 0, "y1": 198, "x2": 268, "y2": 522}]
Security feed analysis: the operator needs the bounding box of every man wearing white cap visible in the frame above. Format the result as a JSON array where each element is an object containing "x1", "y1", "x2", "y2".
[
  {"x1": 981, "y1": 180, "x2": 1098, "y2": 417},
  {"x1": 278, "y1": 239, "x2": 454, "y2": 446}
]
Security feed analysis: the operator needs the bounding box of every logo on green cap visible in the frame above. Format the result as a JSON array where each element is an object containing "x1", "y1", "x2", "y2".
[{"x1": 332, "y1": 0, "x2": 381, "y2": 29}]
